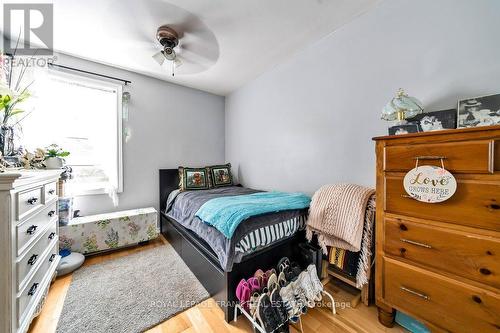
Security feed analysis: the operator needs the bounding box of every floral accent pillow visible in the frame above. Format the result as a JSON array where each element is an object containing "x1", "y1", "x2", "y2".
[
  {"x1": 178, "y1": 167, "x2": 210, "y2": 191},
  {"x1": 208, "y1": 163, "x2": 233, "y2": 188}
]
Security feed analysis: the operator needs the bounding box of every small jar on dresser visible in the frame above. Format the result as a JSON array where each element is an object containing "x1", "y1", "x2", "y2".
[
  {"x1": 373, "y1": 126, "x2": 500, "y2": 333},
  {"x1": 0, "y1": 170, "x2": 62, "y2": 333}
]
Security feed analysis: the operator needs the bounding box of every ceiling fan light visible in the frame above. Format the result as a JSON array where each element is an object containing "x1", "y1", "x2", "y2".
[{"x1": 152, "y1": 51, "x2": 165, "y2": 65}]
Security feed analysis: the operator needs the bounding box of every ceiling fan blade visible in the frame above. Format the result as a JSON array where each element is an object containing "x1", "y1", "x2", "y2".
[
  {"x1": 174, "y1": 57, "x2": 183, "y2": 67},
  {"x1": 152, "y1": 51, "x2": 165, "y2": 66}
]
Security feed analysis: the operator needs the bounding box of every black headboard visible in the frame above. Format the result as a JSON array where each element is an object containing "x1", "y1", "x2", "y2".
[{"x1": 159, "y1": 169, "x2": 180, "y2": 213}]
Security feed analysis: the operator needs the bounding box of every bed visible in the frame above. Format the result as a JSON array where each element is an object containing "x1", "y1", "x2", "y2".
[{"x1": 159, "y1": 169, "x2": 309, "y2": 322}]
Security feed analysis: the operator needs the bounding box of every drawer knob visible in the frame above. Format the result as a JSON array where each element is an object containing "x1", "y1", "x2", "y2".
[
  {"x1": 400, "y1": 238, "x2": 432, "y2": 249},
  {"x1": 489, "y1": 203, "x2": 500, "y2": 210},
  {"x1": 28, "y1": 283, "x2": 39, "y2": 296},
  {"x1": 26, "y1": 225, "x2": 38, "y2": 235},
  {"x1": 472, "y1": 295, "x2": 482, "y2": 304},
  {"x1": 27, "y1": 254, "x2": 38, "y2": 266},
  {"x1": 400, "y1": 286, "x2": 430, "y2": 300},
  {"x1": 400, "y1": 248, "x2": 407, "y2": 255},
  {"x1": 399, "y1": 224, "x2": 408, "y2": 231},
  {"x1": 27, "y1": 197, "x2": 38, "y2": 205},
  {"x1": 49, "y1": 254, "x2": 57, "y2": 262},
  {"x1": 48, "y1": 210, "x2": 56, "y2": 217},
  {"x1": 48, "y1": 189, "x2": 55, "y2": 195},
  {"x1": 479, "y1": 268, "x2": 492, "y2": 275},
  {"x1": 48, "y1": 232, "x2": 56, "y2": 240}
]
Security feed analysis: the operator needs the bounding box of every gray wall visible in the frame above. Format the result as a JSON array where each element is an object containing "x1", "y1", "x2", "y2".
[
  {"x1": 225, "y1": 0, "x2": 500, "y2": 194},
  {"x1": 54, "y1": 53, "x2": 225, "y2": 215}
]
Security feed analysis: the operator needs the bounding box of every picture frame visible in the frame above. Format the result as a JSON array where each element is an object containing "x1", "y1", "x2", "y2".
[
  {"x1": 407, "y1": 108, "x2": 457, "y2": 132},
  {"x1": 388, "y1": 123, "x2": 420, "y2": 136},
  {"x1": 457, "y1": 93, "x2": 500, "y2": 128}
]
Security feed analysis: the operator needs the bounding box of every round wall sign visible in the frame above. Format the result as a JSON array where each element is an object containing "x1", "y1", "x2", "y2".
[{"x1": 403, "y1": 165, "x2": 457, "y2": 203}]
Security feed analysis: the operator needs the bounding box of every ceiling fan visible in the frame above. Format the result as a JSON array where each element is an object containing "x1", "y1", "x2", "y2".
[
  {"x1": 122, "y1": 1, "x2": 220, "y2": 77},
  {"x1": 152, "y1": 25, "x2": 183, "y2": 76}
]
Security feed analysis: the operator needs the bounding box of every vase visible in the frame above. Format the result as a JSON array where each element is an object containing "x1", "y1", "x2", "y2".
[
  {"x1": 45, "y1": 157, "x2": 64, "y2": 169},
  {"x1": 0, "y1": 125, "x2": 15, "y2": 156}
]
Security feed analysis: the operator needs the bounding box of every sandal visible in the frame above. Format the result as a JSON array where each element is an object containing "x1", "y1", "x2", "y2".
[
  {"x1": 236, "y1": 279, "x2": 251, "y2": 311},
  {"x1": 267, "y1": 272, "x2": 278, "y2": 292},
  {"x1": 247, "y1": 277, "x2": 261, "y2": 293}
]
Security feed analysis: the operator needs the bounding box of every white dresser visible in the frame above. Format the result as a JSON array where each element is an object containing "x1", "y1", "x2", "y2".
[{"x1": 0, "y1": 170, "x2": 62, "y2": 333}]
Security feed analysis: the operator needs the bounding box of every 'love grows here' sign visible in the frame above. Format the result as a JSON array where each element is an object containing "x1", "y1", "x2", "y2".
[{"x1": 403, "y1": 165, "x2": 457, "y2": 203}]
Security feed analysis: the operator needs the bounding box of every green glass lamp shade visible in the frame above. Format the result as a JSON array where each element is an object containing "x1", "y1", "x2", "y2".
[{"x1": 382, "y1": 89, "x2": 424, "y2": 121}]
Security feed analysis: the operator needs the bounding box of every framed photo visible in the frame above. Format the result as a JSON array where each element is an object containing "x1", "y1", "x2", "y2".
[
  {"x1": 458, "y1": 93, "x2": 500, "y2": 128},
  {"x1": 407, "y1": 109, "x2": 457, "y2": 132},
  {"x1": 388, "y1": 123, "x2": 419, "y2": 136}
]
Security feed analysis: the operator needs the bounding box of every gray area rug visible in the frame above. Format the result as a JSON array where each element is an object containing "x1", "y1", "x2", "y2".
[{"x1": 56, "y1": 243, "x2": 209, "y2": 333}]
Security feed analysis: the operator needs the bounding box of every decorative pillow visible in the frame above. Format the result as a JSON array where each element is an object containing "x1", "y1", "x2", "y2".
[
  {"x1": 208, "y1": 163, "x2": 234, "y2": 188},
  {"x1": 178, "y1": 167, "x2": 210, "y2": 191}
]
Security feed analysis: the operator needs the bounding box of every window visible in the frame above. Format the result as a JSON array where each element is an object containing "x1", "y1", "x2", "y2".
[{"x1": 21, "y1": 69, "x2": 123, "y2": 195}]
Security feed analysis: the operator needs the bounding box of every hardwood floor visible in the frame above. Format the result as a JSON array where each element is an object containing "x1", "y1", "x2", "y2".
[{"x1": 28, "y1": 236, "x2": 406, "y2": 333}]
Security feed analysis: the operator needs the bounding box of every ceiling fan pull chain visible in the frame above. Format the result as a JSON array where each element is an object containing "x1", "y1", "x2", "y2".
[{"x1": 171, "y1": 61, "x2": 175, "y2": 77}]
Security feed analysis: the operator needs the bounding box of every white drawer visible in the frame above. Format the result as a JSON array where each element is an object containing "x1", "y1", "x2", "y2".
[
  {"x1": 16, "y1": 202, "x2": 57, "y2": 256},
  {"x1": 43, "y1": 181, "x2": 58, "y2": 203},
  {"x1": 16, "y1": 225, "x2": 57, "y2": 291},
  {"x1": 17, "y1": 187, "x2": 44, "y2": 221},
  {"x1": 17, "y1": 242, "x2": 59, "y2": 325}
]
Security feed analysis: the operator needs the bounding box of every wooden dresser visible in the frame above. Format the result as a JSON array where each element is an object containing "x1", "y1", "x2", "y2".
[
  {"x1": 0, "y1": 170, "x2": 61, "y2": 333},
  {"x1": 373, "y1": 126, "x2": 500, "y2": 333}
]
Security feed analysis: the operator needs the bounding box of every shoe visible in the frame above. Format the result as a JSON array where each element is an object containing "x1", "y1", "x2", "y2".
[
  {"x1": 270, "y1": 288, "x2": 290, "y2": 333},
  {"x1": 278, "y1": 271, "x2": 287, "y2": 287},
  {"x1": 277, "y1": 257, "x2": 291, "y2": 274},
  {"x1": 267, "y1": 272, "x2": 278, "y2": 293},
  {"x1": 247, "y1": 277, "x2": 261, "y2": 293},
  {"x1": 307, "y1": 264, "x2": 323, "y2": 301},
  {"x1": 254, "y1": 269, "x2": 268, "y2": 288},
  {"x1": 291, "y1": 276, "x2": 309, "y2": 314},
  {"x1": 254, "y1": 293, "x2": 281, "y2": 333},
  {"x1": 288, "y1": 261, "x2": 302, "y2": 281},
  {"x1": 249, "y1": 292, "x2": 261, "y2": 317},
  {"x1": 279, "y1": 282, "x2": 300, "y2": 323},
  {"x1": 236, "y1": 279, "x2": 251, "y2": 311},
  {"x1": 297, "y1": 271, "x2": 317, "y2": 307}
]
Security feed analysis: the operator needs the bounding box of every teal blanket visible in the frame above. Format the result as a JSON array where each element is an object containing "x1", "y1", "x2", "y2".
[{"x1": 195, "y1": 192, "x2": 311, "y2": 238}]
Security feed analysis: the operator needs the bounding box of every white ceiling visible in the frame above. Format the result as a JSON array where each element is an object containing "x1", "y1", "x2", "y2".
[{"x1": 2, "y1": 0, "x2": 380, "y2": 95}]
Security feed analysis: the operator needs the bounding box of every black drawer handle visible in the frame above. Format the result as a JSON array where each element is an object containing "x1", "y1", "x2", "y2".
[
  {"x1": 27, "y1": 254, "x2": 38, "y2": 266},
  {"x1": 48, "y1": 232, "x2": 56, "y2": 240},
  {"x1": 48, "y1": 210, "x2": 56, "y2": 217},
  {"x1": 27, "y1": 197, "x2": 38, "y2": 205},
  {"x1": 48, "y1": 189, "x2": 55, "y2": 195},
  {"x1": 26, "y1": 225, "x2": 38, "y2": 235},
  {"x1": 49, "y1": 254, "x2": 56, "y2": 262},
  {"x1": 28, "y1": 283, "x2": 39, "y2": 296}
]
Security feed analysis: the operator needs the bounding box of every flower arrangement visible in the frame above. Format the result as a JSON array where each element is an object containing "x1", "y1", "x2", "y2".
[
  {"x1": 45, "y1": 144, "x2": 70, "y2": 159},
  {"x1": 1, "y1": 48, "x2": 34, "y2": 156}
]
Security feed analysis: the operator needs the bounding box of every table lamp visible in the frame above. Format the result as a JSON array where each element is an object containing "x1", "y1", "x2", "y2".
[{"x1": 382, "y1": 88, "x2": 424, "y2": 124}]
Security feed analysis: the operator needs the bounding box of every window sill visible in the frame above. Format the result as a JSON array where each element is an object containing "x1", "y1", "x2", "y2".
[{"x1": 71, "y1": 188, "x2": 123, "y2": 197}]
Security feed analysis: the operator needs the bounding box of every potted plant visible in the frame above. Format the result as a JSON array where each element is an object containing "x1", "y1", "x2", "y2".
[{"x1": 45, "y1": 144, "x2": 70, "y2": 169}]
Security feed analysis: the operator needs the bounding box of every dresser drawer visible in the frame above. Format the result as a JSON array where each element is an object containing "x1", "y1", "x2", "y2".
[
  {"x1": 17, "y1": 202, "x2": 57, "y2": 256},
  {"x1": 44, "y1": 181, "x2": 58, "y2": 203},
  {"x1": 17, "y1": 225, "x2": 58, "y2": 291},
  {"x1": 17, "y1": 186, "x2": 44, "y2": 220},
  {"x1": 385, "y1": 177, "x2": 500, "y2": 231},
  {"x1": 384, "y1": 140, "x2": 494, "y2": 173},
  {"x1": 385, "y1": 218, "x2": 500, "y2": 289},
  {"x1": 384, "y1": 258, "x2": 500, "y2": 333},
  {"x1": 17, "y1": 242, "x2": 59, "y2": 325}
]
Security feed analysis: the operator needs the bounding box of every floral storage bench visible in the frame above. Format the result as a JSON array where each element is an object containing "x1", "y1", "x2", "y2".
[{"x1": 59, "y1": 207, "x2": 158, "y2": 254}]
